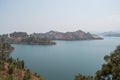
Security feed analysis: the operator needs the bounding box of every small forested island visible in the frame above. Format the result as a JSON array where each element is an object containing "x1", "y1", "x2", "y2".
[
  {"x1": 0, "y1": 42, "x2": 43, "y2": 80},
  {"x1": 74, "y1": 45, "x2": 120, "y2": 80}
]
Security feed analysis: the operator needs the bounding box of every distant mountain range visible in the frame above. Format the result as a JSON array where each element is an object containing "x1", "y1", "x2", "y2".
[
  {"x1": 100, "y1": 31, "x2": 120, "y2": 37},
  {"x1": 31, "y1": 30, "x2": 103, "y2": 40}
]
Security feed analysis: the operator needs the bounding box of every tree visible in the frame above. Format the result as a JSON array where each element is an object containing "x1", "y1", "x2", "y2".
[
  {"x1": 8, "y1": 65, "x2": 14, "y2": 75},
  {"x1": 21, "y1": 60, "x2": 24, "y2": 69},
  {"x1": 95, "y1": 45, "x2": 120, "y2": 80},
  {"x1": 74, "y1": 73, "x2": 93, "y2": 80},
  {"x1": 104, "y1": 55, "x2": 110, "y2": 62},
  {"x1": 23, "y1": 69, "x2": 31, "y2": 80}
]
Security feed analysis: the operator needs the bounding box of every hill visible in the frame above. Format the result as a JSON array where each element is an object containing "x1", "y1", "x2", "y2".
[{"x1": 31, "y1": 30, "x2": 103, "y2": 40}]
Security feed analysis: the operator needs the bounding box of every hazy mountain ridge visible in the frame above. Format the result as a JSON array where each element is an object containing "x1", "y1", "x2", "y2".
[
  {"x1": 100, "y1": 31, "x2": 120, "y2": 37},
  {"x1": 31, "y1": 30, "x2": 103, "y2": 40}
]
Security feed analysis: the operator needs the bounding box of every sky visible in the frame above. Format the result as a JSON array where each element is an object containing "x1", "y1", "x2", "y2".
[{"x1": 0, "y1": 0, "x2": 120, "y2": 34}]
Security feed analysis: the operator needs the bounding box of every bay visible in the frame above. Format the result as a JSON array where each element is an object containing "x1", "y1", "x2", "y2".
[{"x1": 10, "y1": 37, "x2": 120, "y2": 80}]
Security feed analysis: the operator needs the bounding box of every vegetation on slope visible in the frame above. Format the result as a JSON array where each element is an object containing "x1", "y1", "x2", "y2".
[
  {"x1": 95, "y1": 45, "x2": 120, "y2": 80},
  {"x1": 0, "y1": 42, "x2": 44, "y2": 80},
  {"x1": 0, "y1": 42, "x2": 14, "y2": 53}
]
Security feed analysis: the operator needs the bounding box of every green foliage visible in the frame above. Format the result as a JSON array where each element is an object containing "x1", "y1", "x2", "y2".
[
  {"x1": 22, "y1": 36, "x2": 56, "y2": 45},
  {"x1": 0, "y1": 42, "x2": 14, "y2": 53},
  {"x1": 95, "y1": 45, "x2": 120, "y2": 79},
  {"x1": 23, "y1": 69, "x2": 31, "y2": 80},
  {"x1": 0, "y1": 76, "x2": 13, "y2": 80},
  {"x1": 74, "y1": 73, "x2": 93, "y2": 80},
  {"x1": 21, "y1": 60, "x2": 25, "y2": 69},
  {"x1": 0, "y1": 42, "x2": 42, "y2": 80},
  {"x1": 8, "y1": 65, "x2": 14, "y2": 75},
  {"x1": 23, "y1": 73, "x2": 30, "y2": 80},
  {"x1": 104, "y1": 55, "x2": 110, "y2": 62},
  {"x1": 75, "y1": 45, "x2": 120, "y2": 80}
]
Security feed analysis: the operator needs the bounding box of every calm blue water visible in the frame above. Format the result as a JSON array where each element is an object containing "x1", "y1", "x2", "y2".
[{"x1": 10, "y1": 37, "x2": 120, "y2": 80}]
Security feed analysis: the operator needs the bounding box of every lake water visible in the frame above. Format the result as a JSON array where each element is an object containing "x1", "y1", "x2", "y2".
[{"x1": 10, "y1": 37, "x2": 120, "y2": 80}]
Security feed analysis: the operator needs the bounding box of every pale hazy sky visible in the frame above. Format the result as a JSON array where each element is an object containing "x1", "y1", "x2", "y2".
[{"x1": 0, "y1": 0, "x2": 120, "y2": 34}]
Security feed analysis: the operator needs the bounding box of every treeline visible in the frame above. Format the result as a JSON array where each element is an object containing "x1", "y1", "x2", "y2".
[{"x1": 75, "y1": 45, "x2": 120, "y2": 80}]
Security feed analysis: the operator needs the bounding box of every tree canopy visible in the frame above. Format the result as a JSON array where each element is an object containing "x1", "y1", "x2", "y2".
[{"x1": 95, "y1": 45, "x2": 120, "y2": 80}]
